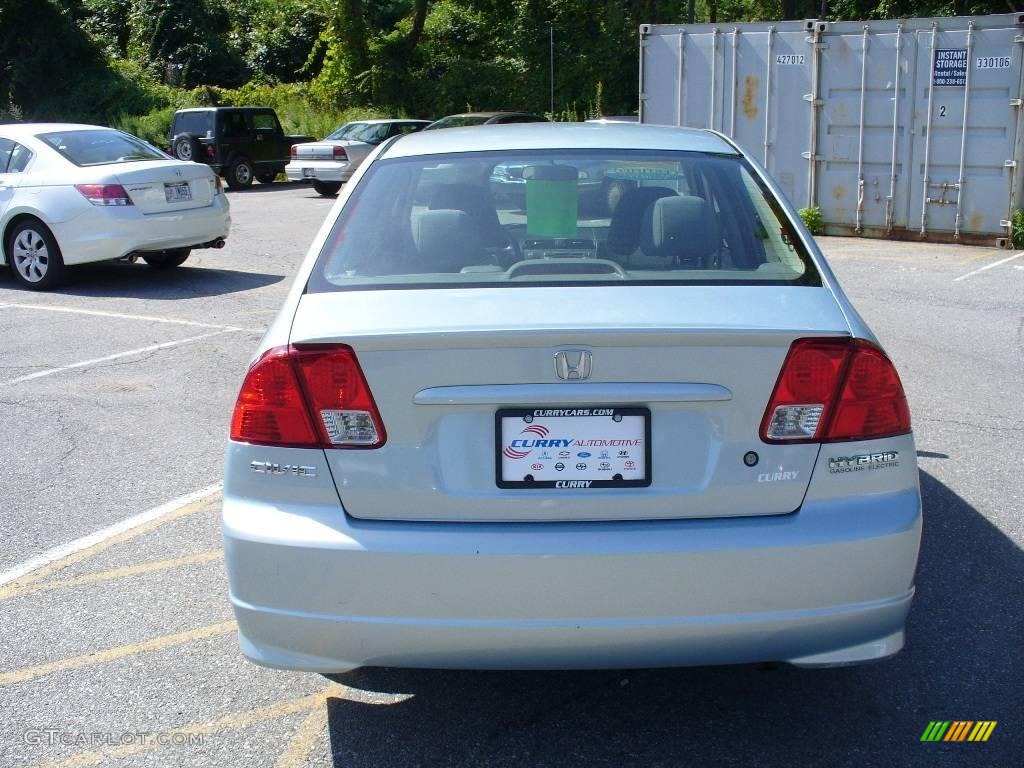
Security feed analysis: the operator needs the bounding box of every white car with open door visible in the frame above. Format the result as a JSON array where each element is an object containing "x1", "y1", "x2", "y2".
[
  {"x1": 0, "y1": 123, "x2": 230, "y2": 290},
  {"x1": 224, "y1": 123, "x2": 921, "y2": 673}
]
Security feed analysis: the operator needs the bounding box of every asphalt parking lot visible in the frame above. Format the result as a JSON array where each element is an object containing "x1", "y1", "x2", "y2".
[{"x1": 1, "y1": 183, "x2": 1022, "y2": 767}]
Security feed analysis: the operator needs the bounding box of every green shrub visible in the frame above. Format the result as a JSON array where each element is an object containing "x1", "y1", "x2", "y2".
[
  {"x1": 113, "y1": 81, "x2": 398, "y2": 142},
  {"x1": 1012, "y1": 209, "x2": 1024, "y2": 250},
  {"x1": 799, "y1": 206, "x2": 824, "y2": 236},
  {"x1": 193, "y1": 82, "x2": 396, "y2": 136},
  {"x1": 114, "y1": 106, "x2": 177, "y2": 146}
]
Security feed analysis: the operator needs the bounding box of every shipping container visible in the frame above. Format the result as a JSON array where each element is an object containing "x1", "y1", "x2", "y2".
[{"x1": 639, "y1": 13, "x2": 1024, "y2": 246}]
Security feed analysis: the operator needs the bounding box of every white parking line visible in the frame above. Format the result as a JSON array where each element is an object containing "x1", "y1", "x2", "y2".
[
  {"x1": 953, "y1": 251, "x2": 1024, "y2": 282},
  {"x1": 0, "y1": 483, "x2": 222, "y2": 587},
  {"x1": 2, "y1": 303, "x2": 262, "y2": 332},
  {"x1": 0, "y1": 329, "x2": 233, "y2": 386}
]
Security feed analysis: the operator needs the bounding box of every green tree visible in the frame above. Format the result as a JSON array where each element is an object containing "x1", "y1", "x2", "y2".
[
  {"x1": 128, "y1": 0, "x2": 246, "y2": 87},
  {"x1": 315, "y1": 0, "x2": 430, "y2": 105},
  {"x1": 81, "y1": 0, "x2": 133, "y2": 57},
  {"x1": 221, "y1": 0, "x2": 330, "y2": 83},
  {"x1": 0, "y1": 0, "x2": 154, "y2": 121}
]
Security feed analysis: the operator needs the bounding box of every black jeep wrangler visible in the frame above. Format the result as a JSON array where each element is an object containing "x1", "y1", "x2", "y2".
[{"x1": 168, "y1": 107, "x2": 315, "y2": 189}]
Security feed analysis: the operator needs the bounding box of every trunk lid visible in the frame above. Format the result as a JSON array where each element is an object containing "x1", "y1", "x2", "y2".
[
  {"x1": 290, "y1": 285, "x2": 850, "y2": 522},
  {"x1": 292, "y1": 140, "x2": 372, "y2": 163},
  {"x1": 113, "y1": 161, "x2": 218, "y2": 214}
]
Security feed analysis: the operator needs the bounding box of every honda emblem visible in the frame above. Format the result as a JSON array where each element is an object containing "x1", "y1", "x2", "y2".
[{"x1": 554, "y1": 350, "x2": 592, "y2": 381}]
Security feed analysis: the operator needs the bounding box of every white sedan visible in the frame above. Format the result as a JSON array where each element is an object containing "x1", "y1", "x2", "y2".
[
  {"x1": 224, "y1": 124, "x2": 921, "y2": 674},
  {"x1": 0, "y1": 123, "x2": 231, "y2": 290},
  {"x1": 285, "y1": 119, "x2": 429, "y2": 196}
]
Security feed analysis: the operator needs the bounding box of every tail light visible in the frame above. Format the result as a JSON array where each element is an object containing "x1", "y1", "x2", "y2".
[
  {"x1": 290, "y1": 145, "x2": 298, "y2": 158},
  {"x1": 75, "y1": 184, "x2": 133, "y2": 206},
  {"x1": 205, "y1": 144, "x2": 216, "y2": 158},
  {"x1": 333, "y1": 146, "x2": 348, "y2": 161},
  {"x1": 230, "y1": 345, "x2": 386, "y2": 448},
  {"x1": 213, "y1": 175, "x2": 223, "y2": 195},
  {"x1": 760, "y1": 338, "x2": 910, "y2": 443}
]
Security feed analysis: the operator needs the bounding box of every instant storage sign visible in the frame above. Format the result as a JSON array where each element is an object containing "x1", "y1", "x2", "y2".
[{"x1": 933, "y1": 48, "x2": 968, "y2": 86}]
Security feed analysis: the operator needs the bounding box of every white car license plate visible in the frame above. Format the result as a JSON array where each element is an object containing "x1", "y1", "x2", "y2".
[
  {"x1": 164, "y1": 182, "x2": 192, "y2": 202},
  {"x1": 302, "y1": 168, "x2": 316, "y2": 178},
  {"x1": 497, "y1": 407, "x2": 651, "y2": 489}
]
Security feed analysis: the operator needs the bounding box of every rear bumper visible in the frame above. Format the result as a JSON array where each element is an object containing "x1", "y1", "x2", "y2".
[
  {"x1": 52, "y1": 200, "x2": 231, "y2": 265},
  {"x1": 222, "y1": 485, "x2": 922, "y2": 672},
  {"x1": 284, "y1": 160, "x2": 352, "y2": 183}
]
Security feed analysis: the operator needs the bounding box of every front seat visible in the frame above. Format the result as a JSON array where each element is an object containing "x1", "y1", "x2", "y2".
[
  {"x1": 428, "y1": 183, "x2": 508, "y2": 249},
  {"x1": 605, "y1": 186, "x2": 678, "y2": 259},
  {"x1": 639, "y1": 195, "x2": 719, "y2": 268},
  {"x1": 412, "y1": 209, "x2": 483, "y2": 272}
]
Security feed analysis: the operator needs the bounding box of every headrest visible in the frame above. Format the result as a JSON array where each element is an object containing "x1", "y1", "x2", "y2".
[
  {"x1": 429, "y1": 183, "x2": 482, "y2": 211},
  {"x1": 606, "y1": 186, "x2": 677, "y2": 256},
  {"x1": 428, "y1": 183, "x2": 504, "y2": 246},
  {"x1": 412, "y1": 209, "x2": 482, "y2": 272},
  {"x1": 640, "y1": 195, "x2": 718, "y2": 263}
]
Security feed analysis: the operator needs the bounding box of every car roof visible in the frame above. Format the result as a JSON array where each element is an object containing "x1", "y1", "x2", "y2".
[
  {"x1": 383, "y1": 122, "x2": 738, "y2": 158},
  {"x1": 586, "y1": 116, "x2": 639, "y2": 123},
  {"x1": 445, "y1": 112, "x2": 537, "y2": 119},
  {"x1": 347, "y1": 119, "x2": 432, "y2": 125},
  {"x1": 0, "y1": 122, "x2": 112, "y2": 139}
]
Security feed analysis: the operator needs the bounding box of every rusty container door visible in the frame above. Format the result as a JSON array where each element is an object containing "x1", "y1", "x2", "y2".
[
  {"x1": 639, "y1": 22, "x2": 813, "y2": 207},
  {"x1": 815, "y1": 24, "x2": 916, "y2": 236},
  {"x1": 641, "y1": 14, "x2": 1024, "y2": 245},
  {"x1": 905, "y1": 19, "x2": 1024, "y2": 241}
]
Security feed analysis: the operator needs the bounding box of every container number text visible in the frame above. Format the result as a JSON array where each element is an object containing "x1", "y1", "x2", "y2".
[
  {"x1": 976, "y1": 56, "x2": 1011, "y2": 70},
  {"x1": 775, "y1": 54, "x2": 805, "y2": 65}
]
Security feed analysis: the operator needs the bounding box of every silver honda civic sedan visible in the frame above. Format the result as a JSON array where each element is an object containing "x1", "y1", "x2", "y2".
[{"x1": 223, "y1": 123, "x2": 921, "y2": 672}]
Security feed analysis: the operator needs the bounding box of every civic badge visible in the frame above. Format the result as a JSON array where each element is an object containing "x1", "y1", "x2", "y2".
[{"x1": 554, "y1": 350, "x2": 592, "y2": 380}]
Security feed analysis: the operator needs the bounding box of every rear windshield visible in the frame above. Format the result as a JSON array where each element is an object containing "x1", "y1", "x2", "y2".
[
  {"x1": 326, "y1": 123, "x2": 358, "y2": 140},
  {"x1": 172, "y1": 111, "x2": 213, "y2": 137},
  {"x1": 39, "y1": 130, "x2": 167, "y2": 167},
  {"x1": 308, "y1": 149, "x2": 820, "y2": 292},
  {"x1": 347, "y1": 123, "x2": 392, "y2": 144},
  {"x1": 424, "y1": 116, "x2": 491, "y2": 130}
]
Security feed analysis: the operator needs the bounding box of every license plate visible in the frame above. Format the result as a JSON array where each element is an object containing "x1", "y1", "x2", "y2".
[
  {"x1": 302, "y1": 168, "x2": 316, "y2": 178},
  {"x1": 496, "y1": 407, "x2": 651, "y2": 489},
  {"x1": 164, "y1": 182, "x2": 192, "y2": 202}
]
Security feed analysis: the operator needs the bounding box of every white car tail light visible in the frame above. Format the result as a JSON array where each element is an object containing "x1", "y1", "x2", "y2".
[
  {"x1": 333, "y1": 146, "x2": 348, "y2": 161},
  {"x1": 760, "y1": 338, "x2": 910, "y2": 443},
  {"x1": 75, "y1": 184, "x2": 133, "y2": 206},
  {"x1": 230, "y1": 345, "x2": 385, "y2": 448}
]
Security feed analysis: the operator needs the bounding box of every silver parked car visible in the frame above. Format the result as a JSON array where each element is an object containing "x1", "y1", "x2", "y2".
[
  {"x1": 285, "y1": 119, "x2": 430, "y2": 196},
  {"x1": 224, "y1": 123, "x2": 921, "y2": 673},
  {"x1": 422, "y1": 112, "x2": 548, "y2": 130}
]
